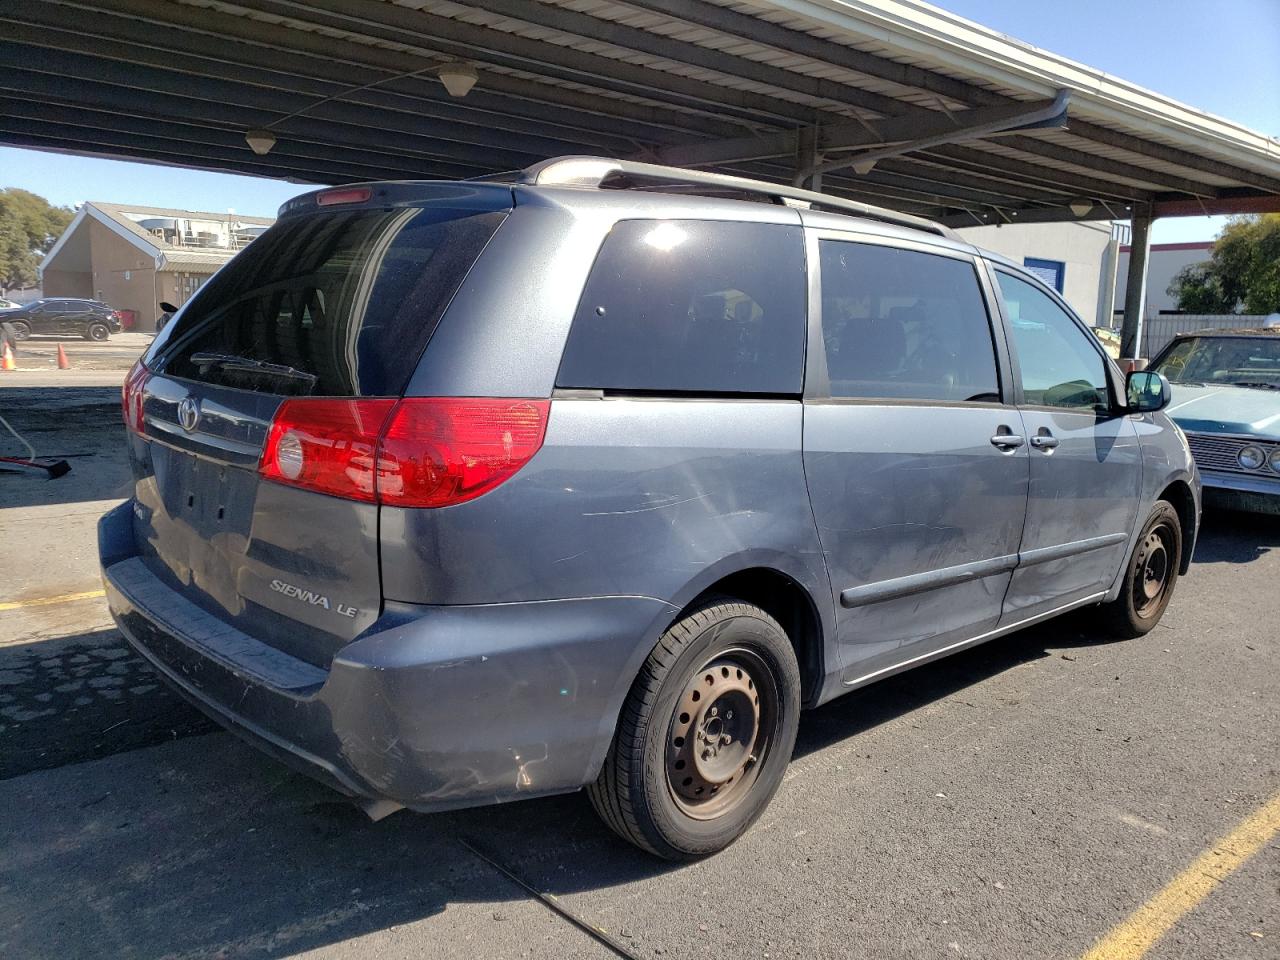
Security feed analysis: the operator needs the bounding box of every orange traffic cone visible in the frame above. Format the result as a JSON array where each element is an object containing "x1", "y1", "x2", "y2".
[
  {"x1": 56, "y1": 343, "x2": 71, "y2": 370},
  {"x1": 1, "y1": 343, "x2": 15, "y2": 372}
]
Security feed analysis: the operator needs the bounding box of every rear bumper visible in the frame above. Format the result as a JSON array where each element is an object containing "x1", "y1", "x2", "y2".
[{"x1": 100, "y1": 501, "x2": 674, "y2": 812}]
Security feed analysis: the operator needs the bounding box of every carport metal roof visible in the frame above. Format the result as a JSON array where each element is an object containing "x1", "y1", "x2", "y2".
[{"x1": 2, "y1": 0, "x2": 1279, "y2": 228}]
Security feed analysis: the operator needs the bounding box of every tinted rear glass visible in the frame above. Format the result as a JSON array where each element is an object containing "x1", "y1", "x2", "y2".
[
  {"x1": 819, "y1": 241, "x2": 1000, "y2": 402},
  {"x1": 556, "y1": 219, "x2": 806, "y2": 395},
  {"x1": 158, "y1": 207, "x2": 505, "y2": 396}
]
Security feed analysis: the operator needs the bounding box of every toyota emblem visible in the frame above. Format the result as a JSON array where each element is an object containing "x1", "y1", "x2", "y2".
[{"x1": 177, "y1": 396, "x2": 201, "y2": 433}]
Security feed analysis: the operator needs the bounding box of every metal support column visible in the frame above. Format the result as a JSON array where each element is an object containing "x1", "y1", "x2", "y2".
[{"x1": 1120, "y1": 203, "x2": 1154, "y2": 361}]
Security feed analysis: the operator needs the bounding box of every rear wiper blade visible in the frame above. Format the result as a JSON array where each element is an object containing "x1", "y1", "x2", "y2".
[{"x1": 189, "y1": 352, "x2": 318, "y2": 386}]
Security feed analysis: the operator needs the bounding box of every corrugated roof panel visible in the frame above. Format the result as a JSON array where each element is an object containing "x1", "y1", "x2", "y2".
[{"x1": 964, "y1": 140, "x2": 1170, "y2": 193}]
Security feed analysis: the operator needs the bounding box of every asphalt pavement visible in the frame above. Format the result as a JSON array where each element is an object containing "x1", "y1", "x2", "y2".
[{"x1": 0, "y1": 367, "x2": 1276, "y2": 960}]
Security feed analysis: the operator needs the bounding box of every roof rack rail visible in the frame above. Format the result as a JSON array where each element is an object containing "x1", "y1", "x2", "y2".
[{"x1": 519, "y1": 156, "x2": 960, "y2": 240}]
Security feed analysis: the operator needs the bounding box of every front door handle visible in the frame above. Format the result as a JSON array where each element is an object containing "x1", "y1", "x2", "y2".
[
  {"x1": 990, "y1": 432, "x2": 1025, "y2": 450},
  {"x1": 1030, "y1": 434, "x2": 1060, "y2": 450}
]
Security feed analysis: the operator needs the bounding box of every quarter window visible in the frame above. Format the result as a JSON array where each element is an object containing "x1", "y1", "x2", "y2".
[
  {"x1": 997, "y1": 271, "x2": 1110, "y2": 412},
  {"x1": 556, "y1": 220, "x2": 807, "y2": 395},
  {"x1": 818, "y1": 241, "x2": 1000, "y2": 402}
]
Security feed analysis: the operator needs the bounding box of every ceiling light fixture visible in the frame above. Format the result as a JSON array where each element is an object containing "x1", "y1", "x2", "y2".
[
  {"x1": 438, "y1": 62, "x2": 478, "y2": 98},
  {"x1": 245, "y1": 129, "x2": 277, "y2": 155},
  {"x1": 1069, "y1": 197, "x2": 1094, "y2": 218},
  {"x1": 851, "y1": 158, "x2": 877, "y2": 175}
]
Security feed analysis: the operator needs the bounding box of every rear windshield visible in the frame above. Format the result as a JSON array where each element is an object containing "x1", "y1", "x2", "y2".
[{"x1": 156, "y1": 206, "x2": 505, "y2": 396}]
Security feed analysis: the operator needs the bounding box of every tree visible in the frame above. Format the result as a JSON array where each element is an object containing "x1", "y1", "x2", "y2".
[
  {"x1": 0, "y1": 188, "x2": 75, "y2": 293},
  {"x1": 1168, "y1": 214, "x2": 1280, "y2": 315},
  {"x1": 1167, "y1": 261, "x2": 1232, "y2": 314}
]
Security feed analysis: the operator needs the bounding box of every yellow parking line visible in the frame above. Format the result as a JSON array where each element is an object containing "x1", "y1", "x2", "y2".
[
  {"x1": 1081, "y1": 790, "x2": 1280, "y2": 960},
  {"x1": 0, "y1": 589, "x2": 106, "y2": 612}
]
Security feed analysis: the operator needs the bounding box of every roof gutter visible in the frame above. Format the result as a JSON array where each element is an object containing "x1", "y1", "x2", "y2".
[
  {"x1": 773, "y1": 0, "x2": 1280, "y2": 178},
  {"x1": 799, "y1": 88, "x2": 1070, "y2": 181}
]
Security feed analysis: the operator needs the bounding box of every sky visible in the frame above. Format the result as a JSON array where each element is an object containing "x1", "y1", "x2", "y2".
[{"x1": 1, "y1": 0, "x2": 1277, "y2": 240}]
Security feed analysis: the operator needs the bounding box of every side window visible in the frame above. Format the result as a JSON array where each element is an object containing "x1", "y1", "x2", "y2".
[
  {"x1": 818, "y1": 241, "x2": 1000, "y2": 402},
  {"x1": 556, "y1": 220, "x2": 806, "y2": 395},
  {"x1": 997, "y1": 271, "x2": 1110, "y2": 412}
]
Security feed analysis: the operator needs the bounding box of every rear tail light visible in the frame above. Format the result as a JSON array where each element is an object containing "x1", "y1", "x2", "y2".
[
  {"x1": 260, "y1": 399, "x2": 396, "y2": 502},
  {"x1": 257, "y1": 397, "x2": 549, "y2": 508},
  {"x1": 378, "y1": 398, "x2": 550, "y2": 507},
  {"x1": 122, "y1": 360, "x2": 150, "y2": 434}
]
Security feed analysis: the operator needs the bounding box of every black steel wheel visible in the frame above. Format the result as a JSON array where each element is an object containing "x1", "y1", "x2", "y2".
[
  {"x1": 1093, "y1": 500, "x2": 1183, "y2": 638},
  {"x1": 589, "y1": 599, "x2": 801, "y2": 860}
]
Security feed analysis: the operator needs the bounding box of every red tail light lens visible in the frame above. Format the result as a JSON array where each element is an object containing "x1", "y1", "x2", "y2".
[
  {"x1": 260, "y1": 399, "x2": 396, "y2": 502},
  {"x1": 378, "y1": 398, "x2": 550, "y2": 508},
  {"x1": 317, "y1": 187, "x2": 373, "y2": 206},
  {"x1": 258, "y1": 397, "x2": 548, "y2": 507},
  {"x1": 122, "y1": 360, "x2": 150, "y2": 434}
]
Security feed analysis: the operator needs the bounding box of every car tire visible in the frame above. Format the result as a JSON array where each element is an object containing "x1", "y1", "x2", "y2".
[
  {"x1": 588, "y1": 599, "x2": 801, "y2": 860},
  {"x1": 10, "y1": 320, "x2": 30, "y2": 341},
  {"x1": 1093, "y1": 500, "x2": 1183, "y2": 639},
  {"x1": 85, "y1": 322, "x2": 110, "y2": 341}
]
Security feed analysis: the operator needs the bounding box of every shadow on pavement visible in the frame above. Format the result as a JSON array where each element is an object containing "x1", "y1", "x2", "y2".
[
  {"x1": 1192, "y1": 506, "x2": 1280, "y2": 564},
  {"x1": 0, "y1": 627, "x2": 215, "y2": 780},
  {"x1": 795, "y1": 613, "x2": 1111, "y2": 760},
  {"x1": 0, "y1": 604, "x2": 1134, "y2": 960},
  {"x1": 0, "y1": 386, "x2": 132, "y2": 509}
]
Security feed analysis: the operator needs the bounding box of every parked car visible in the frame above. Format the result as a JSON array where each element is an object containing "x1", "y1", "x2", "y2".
[
  {"x1": 0, "y1": 296, "x2": 19, "y2": 310},
  {"x1": 100, "y1": 158, "x2": 1199, "y2": 859},
  {"x1": 1150, "y1": 327, "x2": 1280, "y2": 513},
  {"x1": 0, "y1": 297, "x2": 123, "y2": 340}
]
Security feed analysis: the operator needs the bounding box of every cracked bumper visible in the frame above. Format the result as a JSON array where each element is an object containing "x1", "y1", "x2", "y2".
[{"x1": 99, "y1": 501, "x2": 673, "y2": 812}]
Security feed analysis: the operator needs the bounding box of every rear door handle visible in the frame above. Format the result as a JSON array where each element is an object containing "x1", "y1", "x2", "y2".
[
  {"x1": 990, "y1": 433, "x2": 1025, "y2": 450},
  {"x1": 1030, "y1": 434, "x2": 1060, "y2": 450}
]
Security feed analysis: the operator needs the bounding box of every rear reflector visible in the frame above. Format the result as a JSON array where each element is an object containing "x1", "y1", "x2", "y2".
[
  {"x1": 260, "y1": 399, "x2": 396, "y2": 502},
  {"x1": 122, "y1": 359, "x2": 149, "y2": 434},
  {"x1": 378, "y1": 398, "x2": 550, "y2": 508},
  {"x1": 257, "y1": 397, "x2": 549, "y2": 507},
  {"x1": 317, "y1": 187, "x2": 373, "y2": 207}
]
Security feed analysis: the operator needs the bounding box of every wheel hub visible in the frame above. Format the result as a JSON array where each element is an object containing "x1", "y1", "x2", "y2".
[
  {"x1": 1137, "y1": 532, "x2": 1169, "y2": 601},
  {"x1": 667, "y1": 657, "x2": 764, "y2": 813}
]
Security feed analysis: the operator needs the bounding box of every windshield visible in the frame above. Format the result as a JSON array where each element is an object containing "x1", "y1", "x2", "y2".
[{"x1": 1152, "y1": 335, "x2": 1280, "y2": 388}]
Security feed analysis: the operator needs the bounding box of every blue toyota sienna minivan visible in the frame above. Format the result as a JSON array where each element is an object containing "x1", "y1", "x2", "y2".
[{"x1": 101, "y1": 157, "x2": 1199, "y2": 859}]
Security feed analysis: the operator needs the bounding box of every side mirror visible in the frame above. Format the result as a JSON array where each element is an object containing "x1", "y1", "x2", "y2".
[
  {"x1": 159, "y1": 301, "x2": 178, "y2": 313},
  {"x1": 1126, "y1": 370, "x2": 1171, "y2": 413}
]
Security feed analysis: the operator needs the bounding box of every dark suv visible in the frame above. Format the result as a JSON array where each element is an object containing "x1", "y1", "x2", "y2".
[
  {"x1": 100, "y1": 158, "x2": 1199, "y2": 859},
  {"x1": 1, "y1": 297, "x2": 122, "y2": 340}
]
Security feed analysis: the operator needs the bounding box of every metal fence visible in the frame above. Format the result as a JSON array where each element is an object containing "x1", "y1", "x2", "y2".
[{"x1": 1137, "y1": 315, "x2": 1271, "y2": 358}]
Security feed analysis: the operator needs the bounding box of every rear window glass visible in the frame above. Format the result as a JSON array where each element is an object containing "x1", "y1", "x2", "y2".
[
  {"x1": 556, "y1": 219, "x2": 806, "y2": 395},
  {"x1": 158, "y1": 207, "x2": 505, "y2": 396}
]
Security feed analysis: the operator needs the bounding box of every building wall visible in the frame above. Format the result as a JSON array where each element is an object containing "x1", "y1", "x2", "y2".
[
  {"x1": 87, "y1": 219, "x2": 159, "y2": 329},
  {"x1": 41, "y1": 270, "x2": 92, "y2": 298},
  {"x1": 955, "y1": 220, "x2": 1115, "y2": 322},
  {"x1": 1115, "y1": 242, "x2": 1214, "y2": 318}
]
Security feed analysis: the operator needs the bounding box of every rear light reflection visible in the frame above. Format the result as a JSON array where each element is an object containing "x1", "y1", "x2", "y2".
[
  {"x1": 257, "y1": 397, "x2": 549, "y2": 508},
  {"x1": 122, "y1": 360, "x2": 149, "y2": 434}
]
